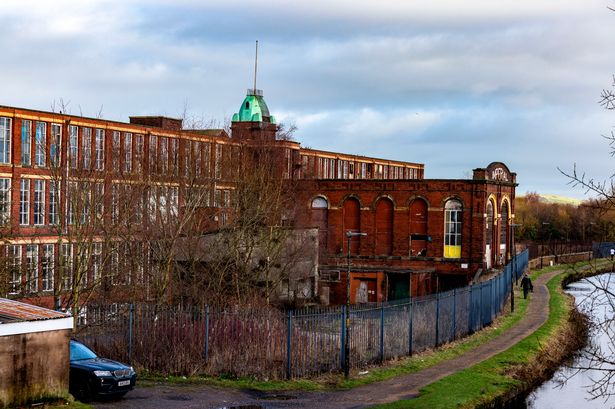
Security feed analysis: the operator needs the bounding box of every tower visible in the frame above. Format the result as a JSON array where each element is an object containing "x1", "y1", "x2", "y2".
[{"x1": 231, "y1": 41, "x2": 278, "y2": 141}]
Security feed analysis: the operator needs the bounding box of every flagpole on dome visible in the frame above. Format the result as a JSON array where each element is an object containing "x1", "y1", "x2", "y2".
[{"x1": 253, "y1": 40, "x2": 258, "y2": 95}]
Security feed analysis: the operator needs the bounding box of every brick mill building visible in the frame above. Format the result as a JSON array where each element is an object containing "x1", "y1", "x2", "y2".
[{"x1": 0, "y1": 88, "x2": 517, "y2": 307}]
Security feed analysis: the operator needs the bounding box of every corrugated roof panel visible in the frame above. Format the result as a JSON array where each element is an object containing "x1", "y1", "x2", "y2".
[{"x1": 0, "y1": 298, "x2": 69, "y2": 322}]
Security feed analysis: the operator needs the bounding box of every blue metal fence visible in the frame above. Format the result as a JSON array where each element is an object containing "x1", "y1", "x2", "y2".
[{"x1": 75, "y1": 249, "x2": 529, "y2": 379}]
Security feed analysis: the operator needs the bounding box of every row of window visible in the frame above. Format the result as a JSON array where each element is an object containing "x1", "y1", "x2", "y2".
[
  {"x1": 312, "y1": 196, "x2": 464, "y2": 259},
  {"x1": 5, "y1": 242, "x2": 147, "y2": 295},
  {"x1": 303, "y1": 155, "x2": 420, "y2": 180},
  {"x1": 0, "y1": 118, "x2": 233, "y2": 180},
  {"x1": 0, "y1": 176, "x2": 236, "y2": 228}
]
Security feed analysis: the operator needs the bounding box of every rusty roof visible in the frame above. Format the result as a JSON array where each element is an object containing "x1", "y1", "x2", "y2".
[{"x1": 0, "y1": 298, "x2": 69, "y2": 323}]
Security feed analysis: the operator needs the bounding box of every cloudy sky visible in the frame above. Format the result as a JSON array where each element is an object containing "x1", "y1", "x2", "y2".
[{"x1": 1, "y1": 0, "x2": 614, "y2": 199}]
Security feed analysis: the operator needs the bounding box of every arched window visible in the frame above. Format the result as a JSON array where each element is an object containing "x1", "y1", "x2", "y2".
[
  {"x1": 311, "y1": 197, "x2": 328, "y2": 255},
  {"x1": 500, "y1": 200, "x2": 509, "y2": 262},
  {"x1": 486, "y1": 201, "x2": 494, "y2": 246},
  {"x1": 375, "y1": 198, "x2": 394, "y2": 255},
  {"x1": 343, "y1": 198, "x2": 361, "y2": 254},
  {"x1": 444, "y1": 199, "x2": 462, "y2": 259}
]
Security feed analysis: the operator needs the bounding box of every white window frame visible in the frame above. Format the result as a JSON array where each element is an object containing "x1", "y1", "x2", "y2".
[
  {"x1": 50, "y1": 123, "x2": 61, "y2": 166},
  {"x1": 35, "y1": 121, "x2": 46, "y2": 167},
  {"x1": 8, "y1": 245, "x2": 21, "y2": 295},
  {"x1": 124, "y1": 133, "x2": 132, "y2": 173},
  {"x1": 48, "y1": 180, "x2": 59, "y2": 225},
  {"x1": 0, "y1": 117, "x2": 11, "y2": 164},
  {"x1": 69, "y1": 125, "x2": 78, "y2": 169},
  {"x1": 82, "y1": 128, "x2": 92, "y2": 169},
  {"x1": 26, "y1": 244, "x2": 38, "y2": 293},
  {"x1": 21, "y1": 119, "x2": 32, "y2": 166},
  {"x1": 95, "y1": 129, "x2": 105, "y2": 170},
  {"x1": 19, "y1": 179, "x2": 30, "y2": 225},
  {"x1": 42, "y1": 244, "x2": 54, "y2": 292},
  {"x1": 0, "y1": 178, "x2": 10, "y2": 225},
  {"x1": 33, "y1": 179, "x2": 45, "y2": 226}
]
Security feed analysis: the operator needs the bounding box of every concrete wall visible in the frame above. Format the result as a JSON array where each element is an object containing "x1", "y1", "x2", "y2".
[{"x1": 0, "y1": 329, "x2": 70, "y2": 408}]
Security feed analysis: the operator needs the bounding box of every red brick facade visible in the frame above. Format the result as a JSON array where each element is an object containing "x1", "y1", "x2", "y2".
[{"x1": 0, "y1": 95, "x2": 516, "y2": 307}]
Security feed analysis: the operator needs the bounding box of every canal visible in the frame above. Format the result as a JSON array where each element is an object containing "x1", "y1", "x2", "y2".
[{"x1": 526, "y1": 273, "x2": 615, "y2": 408}]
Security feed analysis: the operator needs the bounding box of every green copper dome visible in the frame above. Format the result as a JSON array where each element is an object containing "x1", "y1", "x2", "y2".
[{"x1": 232, "y1": 89, "x2": 276, "y2": 124}]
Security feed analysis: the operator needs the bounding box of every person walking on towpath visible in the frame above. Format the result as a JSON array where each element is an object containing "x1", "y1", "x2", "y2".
[{"x1": 520, "y1": 273, "x2": 533, "y2": 299}]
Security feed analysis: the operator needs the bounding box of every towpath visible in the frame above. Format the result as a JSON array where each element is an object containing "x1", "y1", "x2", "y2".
[{"x1": 93, "y1": 268, "x2": 561, "y2": 409}]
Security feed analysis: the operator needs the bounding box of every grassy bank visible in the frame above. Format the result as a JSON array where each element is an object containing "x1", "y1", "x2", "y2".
[{"x1": 370, "y1": 259, "x2": 612, "y2": 409}]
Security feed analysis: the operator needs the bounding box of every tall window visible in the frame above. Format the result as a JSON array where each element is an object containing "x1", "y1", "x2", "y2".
[
  {"x1": 135, "y1": 134, "x2": 144, "y2": 173},
  {"x1": 26, "y1": 244, "x2": 38, "y2": 293},
  {"x1": 444, "y1": 199, "x2": 463, "y2": 259},
  {"x1": 195, "y1": 141, "x2": 203, "y2": 177},
  {"x1": 215, "y1": 144, "x2": 222, "y2": 179},
  {"x1": 149, "y1": 135, "x2": 158, "y2": 173},
  {"x1": 124, "y1": 133, "x2": 132, "y2": 173},
  {"x1": 33, "y1": 180, "x2": 45, "y2": 226},
  {"x1": 159, "y1": 137, "x2": 167, "y2": 174},
  {"x1": 94, "y1": 182, "x2": 104, "y2": 219},
  {"x1": 35, "y1": 121, "x2": 46, "y2": 166},
  {"x1": 92, "y1": 243, "x2": 102, "y2": 283},
  {"x1": 60, "y1": 243, "x2": 73, "y2": 290},
  {"x1": 112, "y1": 131, "x2": 121, "y2": 171},
  {"x1": 41, "y1": 244, "x2": 54, "y2": 292},
  {"x1": 50, "y1": 124, "x2": 61, "y2": 166},
  {"x1": 170, "y1": 138, "x2": 178, "y2": 176},
  {"x1": 19, "y1": 179, "x2": 30, "y2": 225},
  {"x1": 8, "y1": 245, "x2": 21, "y2": 294},
  {"x1": 500, "y1": 200, "x2": 509, "y2": 262},
  {"x1": 82, "y1": 128, "x2": 92, "y2": 169},
  {"x1": 69, "y1": 125, "x2": 78, "y2": 169},
  {"x1": 49, "y1": 181, "x2": 59, "y2": 225},
  {"x1": 95, "y1": 129, "x2": 104, "y2": 170},
  {"x1": 203, "y1": 142, "x2": 210, "y2": 177},
  {"x1": 0, "y1": 117, "x2": 10, "y2": 164},
  {"x1": 0, "y1": 178, "x2": 10, "y2": 225},
  {"x1": 67, "y1": 181, "x2": 77, "y2": 225},
  {"x1": 21, "y1": 120, "x2": 32, "y2": 165}
]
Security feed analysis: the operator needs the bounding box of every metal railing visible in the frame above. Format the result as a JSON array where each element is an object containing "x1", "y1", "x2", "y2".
[{"x1": 75, "y1": 249, "x2": 528, "y2": 378}]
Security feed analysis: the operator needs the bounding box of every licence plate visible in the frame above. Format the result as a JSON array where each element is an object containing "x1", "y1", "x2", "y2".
[{"x1": 118, "y1": 380, "x2": 131, "y2": 387}]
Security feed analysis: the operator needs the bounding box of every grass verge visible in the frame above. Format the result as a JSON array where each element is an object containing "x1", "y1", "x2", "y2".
[{"x1": 369, "y1": 259, "x2": 611, "y2": 409}]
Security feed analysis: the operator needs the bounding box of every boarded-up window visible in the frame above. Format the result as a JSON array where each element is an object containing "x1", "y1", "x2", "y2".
[
  {"x1": 375, "y1": 198, "x2": 394, "y2": 255},
  {"x1": 311, "y1": 197, "x2": 328, "y2": 255},
  {"x1": 409, "y1": 199, "x2": 428, "y2": 256},
  {"x1": 343, "y1": 198, "x2": 361, "y2": 254}
]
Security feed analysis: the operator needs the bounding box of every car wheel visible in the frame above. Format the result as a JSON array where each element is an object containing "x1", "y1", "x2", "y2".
[{"x1": 73, "y1": 379, "x2": 94, "y2": 403}]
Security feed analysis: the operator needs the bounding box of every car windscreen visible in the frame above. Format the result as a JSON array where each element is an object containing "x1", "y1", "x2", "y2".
[{"x1": 70, "y1": 341, "x2": 97, "y2": 361}]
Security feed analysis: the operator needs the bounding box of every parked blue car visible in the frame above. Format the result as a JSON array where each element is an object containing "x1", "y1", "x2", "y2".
[{"x1": 69, "y1": 340, "x2": 136, "y2": 402}]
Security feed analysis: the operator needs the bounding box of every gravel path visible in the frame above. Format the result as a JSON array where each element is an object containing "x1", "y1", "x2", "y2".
[{"x1": 93, "y1": 269, "x2": 560, "y2": 409}]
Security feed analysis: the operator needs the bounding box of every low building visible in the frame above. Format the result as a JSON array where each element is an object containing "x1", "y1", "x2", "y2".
[{"x1": 0, "y1": 298, "x2": 72, "y2": 408}]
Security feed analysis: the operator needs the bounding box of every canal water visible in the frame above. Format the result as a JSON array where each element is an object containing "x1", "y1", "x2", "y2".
[{"x1": 525, "y1": 273, "x2": 615, "y2": 408}]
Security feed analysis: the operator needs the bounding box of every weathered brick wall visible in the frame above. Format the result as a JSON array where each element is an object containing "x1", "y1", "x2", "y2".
[{"x1": 0, "y1": 329, "x2": 70, "y2": 408}]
